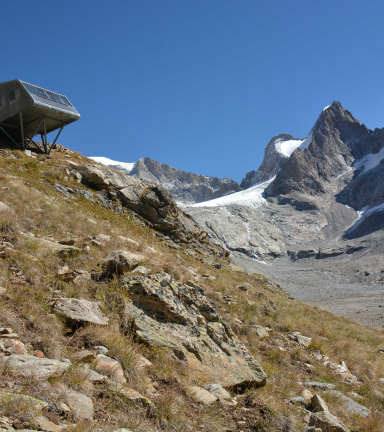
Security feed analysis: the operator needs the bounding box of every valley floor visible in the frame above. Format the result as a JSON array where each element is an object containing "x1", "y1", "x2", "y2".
[{"x1": 233, "y1": 253, "x2": 384, "y2": 329}]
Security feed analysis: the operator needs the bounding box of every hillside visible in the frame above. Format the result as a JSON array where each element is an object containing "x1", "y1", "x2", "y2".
[{"x1": 0, "y1": 142, "x2": 383, "y2": 432}]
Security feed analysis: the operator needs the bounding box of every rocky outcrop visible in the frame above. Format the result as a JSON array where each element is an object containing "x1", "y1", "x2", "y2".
[
  {"x1": 241, "y1": 134, "x2": 303, "y2": 188},
  {"x1": 68, "y1": 162, "x2": 227, "y2": 260},
  {"x1": 119, "y1": 273, "x2": 267, "y2": 389}
]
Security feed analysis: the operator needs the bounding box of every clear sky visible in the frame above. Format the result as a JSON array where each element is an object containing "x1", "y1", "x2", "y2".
[{"x1": 2, "y1": 1, "x2": 384, "y2": 182}]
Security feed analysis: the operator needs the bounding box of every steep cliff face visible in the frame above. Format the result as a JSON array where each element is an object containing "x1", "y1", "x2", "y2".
[
  {"x1": 241, "y1": 134, "x2": 304, "y2": 189},
  {"x1": 265, "y1": 101, "x2": 384, "y2": 199}
]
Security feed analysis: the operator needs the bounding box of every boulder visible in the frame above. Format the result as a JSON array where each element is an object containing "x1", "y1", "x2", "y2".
[
  {"x1": 59, "y1": 386, "x2": 94, "y2": 421},
  {"x1": 52, "y1": 298, "x2": 108, "y2": 325},
  {"x1": 94, "y1": 355, "x2": 126, "y2": 384},
  {"x1": 102, "y1": 250, "x2": 145, "y2": 275},
  {"x1": 120, "y1": 273, "x2": 267, "y2": 389},
  {"x1": 27, "y1": 237, "x2": 80, "y2": 258},
  {"x1": 33, "y1": 417, "x2": 62, "y2": 432},
  {"x1": 187, "y1": 386, "x2": 218, "y2": 405},
  {"x1": 104, "y1": 379, "x2": 151, "y2": 406},
  {"x1": 0, "y1": 355, "x2": 71, "y2": 379},
  {"x1": 310, "y1": 394, "x2": 329, "y2": 412},
  {"x1": 309, "y1": 411, "x2": 350, "y2": 432},
  {"x1": 205, "y1": 383, "x2": 232, "y2": 402},
  {"x1": 0, "y1": 393, "x2": 48, "y2": 414},
  {"x1": 0, "y1": 202, "x2": 13, "y2": 213},
  {"x1": 77, "y1": 365, "x2": 105, "y2": 383}
]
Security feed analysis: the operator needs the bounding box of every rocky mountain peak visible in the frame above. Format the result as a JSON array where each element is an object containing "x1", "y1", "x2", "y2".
[{"x1": 241, "y1": 133, "x2": 304, "y2": 189}]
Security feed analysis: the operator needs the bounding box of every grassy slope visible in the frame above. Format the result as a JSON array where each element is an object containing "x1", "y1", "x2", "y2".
[{"x1": 0, "y1": 143, "x2": 383, "y2": 432}]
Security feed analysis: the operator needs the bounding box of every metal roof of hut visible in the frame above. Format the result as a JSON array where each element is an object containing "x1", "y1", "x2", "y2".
[{"x1": 0, "y1": 79, "x2": 80, "y2": 153}]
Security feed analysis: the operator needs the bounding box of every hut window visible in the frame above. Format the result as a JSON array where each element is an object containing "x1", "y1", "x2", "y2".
[{"x1": 9, "y1": 91, "x2": 15, "y2": 101}]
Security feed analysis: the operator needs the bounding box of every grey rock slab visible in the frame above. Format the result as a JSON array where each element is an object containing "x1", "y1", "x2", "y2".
[
  {"x1": 59, "y1": 386, "x2": 94, "y2": 421},
  {"x1": 304, "y1": 382, "x2": 336, "y2": 391},
  {"x1": 310, "y1": 394, "x2": 328, "y2": 412},
  {"x1": 204, "y1": 383, "x2": 232, "y2": 402},
  {"x1": 289, "y1": 396, "x2": 306, "y2": 405},
  {"x1": 0, "y1": 355, "x2": 71, "y2": 379},
  {"x1": 187, "y1": 386, "x2": 218, "y2": 405},
  {"x1": 296, "y1": 334, "x2": 312, "y2": 347},
  {"x1": 328, "y1": 390, "x2": 370, "y2": 417},
  {"x1": 52, "y1": 298, "x2": 108, "y2": 325},
  {"x1": 309, "y1": 411, "x2": 350, "y2": 432}
]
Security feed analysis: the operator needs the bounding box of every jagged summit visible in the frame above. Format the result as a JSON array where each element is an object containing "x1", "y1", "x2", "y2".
[{"x1": 240, "y1": 133, "x2": 304, "y2": 189}]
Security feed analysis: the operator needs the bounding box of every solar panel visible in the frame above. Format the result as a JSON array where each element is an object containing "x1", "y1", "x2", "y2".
[{"x1": 20, "y1": 81, "x2": 74, "y2": 108}]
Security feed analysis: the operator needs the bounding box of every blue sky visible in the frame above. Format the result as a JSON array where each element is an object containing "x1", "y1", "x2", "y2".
[{"x1": 2, "y1": 1, "x2": 384, "y2": 182}]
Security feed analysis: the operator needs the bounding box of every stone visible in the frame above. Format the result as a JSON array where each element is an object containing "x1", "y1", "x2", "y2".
[
  {"x1": 137, "y1": 355, "x2": 152, "y2": 369},
  {"x1": 34, "y1": 351, "x2": 45, "y2": 358},
  {"x1": 204, "y1": 384, "x2": 232, "y2": 402},
  {"x1": 112, "y1": 429, "x2": 133, "y2": 432},
  {"x1": 0, "y1": 355, "x2": 71, "y2": 379},
  {"x1": 26, "y1": 237, "x2": 80, "y2": 258},
  {"x1": 296, "y1": 334, "x2": 312, "y2": 347},
  {"x1": 72, "y1": 272, "x2": 91, "y2": 285},
  {"x1": 0, "y1": 202, "x2": 13, "y2": 213},
  {"x1": 0, "y1": 287, "x2": 7, "y2": 296},
  {"x1": 130, "y1": 265, "x2": 151, "y2": 275},
  {"x1": 309, "y1": 411, "x2": 350, "y2": 432},
  {"x1": 72, "y1": 350, "x2": 96, "y2": 363},
  {"x1": 302, "y1": 389, "x2": 313, "y2": 404},
  {"x1": 96, "y1": 346, "x2": 108, "y2": 355},
  {"x1": 254, "y1": 326, "x2": 269, "y2": 338},
  {"x1": 328, "y1": 390, "x2": 370, "y2": 417},
  {"x1": 2, "y1": 340, "x2": 27, "y2": 355},
  {"x1": 102, "y1": 250, "x2": 146, "y2": 275},
  {"x1": 33, "y1": 417, "x2": 62, "y2": 432},
  {"x1": 98, "y1": 234, "x2": 111, "y2": 242},
  {"x1": 52, "y1": 298, "x2": 108, "y2": 325},
  {"x1": 289, "y1": 396, "x2": 306, "y2": 405},
  {"x1": 118, "y1": 236, "x2": 139, "y2": 247},
  {"x1": 94, "y1": 355, "x2": 126, "y2": 384},
  {"x1": 310, "y1": 394, "x2": 329, "y2": 412},
  {"x1": 77, "y1": 365, "x2": 105, "y2": 383},
  {"x1": 187, "y1": 386, "x2": 218, "y2": 405},
  {"x1": 238, "y1": 283, "x2": 253, "y2": 291},
  {"x1": 104, "y1": 379, "x2": 151, "y2": 406},
  {"x1": 120, "y1": 273, "x2": 267, "y2": 389},
  {"x1": 0, "y1": 393, "x2": 48, "y2": 413},
  {"x1": 60, "y1": 386, "x2": 94, "y2": 421},
  {"x1": 304, "y1": 382, "x2": 336, "y2": 391}
]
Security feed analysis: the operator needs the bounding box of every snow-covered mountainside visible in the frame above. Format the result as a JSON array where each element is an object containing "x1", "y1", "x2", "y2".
[
  {"x1": 89, "y1": 156, "x2": 241, "y2": 204},
  {"x1": 185, "y1": 101, "x2": 384, "y2": 263},
  {"x1": 89, "y1": 157, "x2": 137, "y2": 175},
  {"x1": 240, "y1": 134, "x2": 304, "y2": 189}
]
